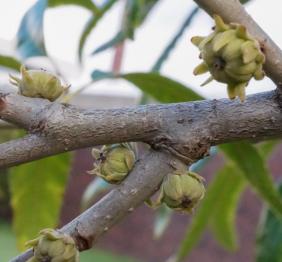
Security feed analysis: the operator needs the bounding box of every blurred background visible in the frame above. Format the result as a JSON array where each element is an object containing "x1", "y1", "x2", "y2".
[{"x1": 0, "y1": 0, "x2": 282, "y2": 261}]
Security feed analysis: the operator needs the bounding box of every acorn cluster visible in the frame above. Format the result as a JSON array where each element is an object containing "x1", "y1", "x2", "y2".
[
  {"x1": 9, "y1": 65, "x2": 68, "y2": 101},
  {"x1": 148, "y1": 170, "x2": 205, "y2": 213},
  {"x1": 26, "y1": 229, "x2": 79, "y2": 262},
  {"x1": 88, "y1": 143, "x2": 136, "y2": 184},
  {"x1": 192, "y1": 15, "x2": 265, "y2": 101}
]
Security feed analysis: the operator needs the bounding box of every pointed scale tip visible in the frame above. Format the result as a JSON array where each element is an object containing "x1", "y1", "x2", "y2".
[
  {"x1": 191, "y1": 36, "x2": 204, "y2": 47},
  {"x1": 213, "y1": 14, "x2": 229, "y2": 32},
  {"x1": 236, "y1": 25, "x2": 249, "y2": 39},
  {"x1": 236, "y1": 82, "x2": 247, "y2": 102},
  {"x1": 227, "y1": 85, "x2": 237, "y2": 100},
  {"x1": 200, "y1": 75, "x2": 213, "y2": 86},
  {"x1": 193, "y1": 63, "x2": 209, "y2": 75},
  {"x1": 254, "y1": 67, "x2": 265, "y2": 80}
]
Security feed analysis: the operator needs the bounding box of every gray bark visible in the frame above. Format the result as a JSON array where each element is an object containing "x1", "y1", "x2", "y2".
[{"x1": 1, "y1": 90, "x2": 282, "y2": 169}]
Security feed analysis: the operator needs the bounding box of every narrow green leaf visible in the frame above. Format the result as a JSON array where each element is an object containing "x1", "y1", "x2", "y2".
[
  {"x1": 91, "y1": 69, "x2": 114, "y2": 81},
  {"x1": 81, "y1": 177, "x2": 110, "y2": 210},
  {"x1": 122, "y1": 72, "x2": 203, "y2": 103},
  {"x1": 176, "y1": 166, "x2": 228, "y2": 261},
  {"x1": 8, "y1": 153, "x2": 71, "y2": 250},
  {"x1": 209, "y1": 165, "x2": 245, "y2": 250},
  {"x1": 48, "y1": 0, "x2": 99, "y2": 12},
  {"x1": 152, "y1": 7, "x2": 199, "y2": 72},
  {"x1": 0, "y1": 55, "x2": 21, "y2": 72},
  {"x1": 153, "y1": 205, "x2": 173, "y2": 239},
  {"x1": 91, "y1": 0, "x2": 159, "y2": 55},
  {"x1": 91, "y1": 31, "x2": 126, "y2": 55},
  {"x1": 256, "y1": 183, "x2": 282, "y2": 262},
  {"x1": 257, "y1": 140, "x2": 279, "y2": 159},
  {"x1": 220, "y1": 142, "x2": 282, "y2": 217},
  {"x1": 240, "y1": 0, "x2": 252, "y2": 4},
  {"x1": 209, "y1": 141, "x2": 278, "y2": 252},
  {"x1": 17, "y1": 0, "x2": 47, "y2": 59},
  {"x1": 78, "y1": 0, "x2": 118, "y2": 61}
]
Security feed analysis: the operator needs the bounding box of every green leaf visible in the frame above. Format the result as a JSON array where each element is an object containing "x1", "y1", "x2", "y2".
[
  {"x1": 209, "y1": 165, "x2": 245, "y2": 251},
  {"x1": 17, "y1": 0, "x2": 47, "y2": 59},
  {"x1": 122, "y1": 72, "x2": 203, "y2": 103},
  {"x1": 91, "y1": 70, "x2": 114, "y2": 81},
  {"x1": 92, "y1": 31, "x2": 126, "y2": 56},
  {"x1": 8, "y1": 153, "x2": 71, "y2": 250},
  {"x1": 257, "y1": 140, "x2": 279, "y2": 159},
  {"x1": 220, "y1": 141, "x2": 282, "y2": 217},
  {"x1": 256, "y1": 182, "x2": 282, "y2": 262},
  {"x1": 0, "y1": 55, "x2": 21, "y2": 72},
  {"x1": 78, "y1": 0, "x2": 118, "y2": 61},
  {"x1": 81, "y1": 177, "x2": 110, "y2": 210},
  {"x1": 152, "y1": 7, "x2": 199, "y2": 72},
  {"x1": 209, "y1": 141, "x2": 278, "y2": 252},
  {"x1": 153, "y1": 205, "x2": 173, "y2": 239},
  {"x1": 92, "y1": 0, "x2": 159, "y2": 55},
  {"x1": 48, "y1": 0, "x2": 99, "y2": 12},
  {"x1": 240, "y1": 0, "x2": 252, "y2": 4},
  {"x1": 176, "y1": 165, "x2": 228, "y2": 261}
]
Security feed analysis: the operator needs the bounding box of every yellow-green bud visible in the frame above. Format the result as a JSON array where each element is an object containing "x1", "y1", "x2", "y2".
[
  {"x1": 88, "y1": 143, "x2": 136, "y2": 184},
  {"x1": 9, "y1": 65, "x2": 68, "y2": 101},
  {"x1": 26, "y1": 228, "x2": 79, "y2": 262},
  {"x1": 192, "y1": 15, "x2": 265, "y2": 102},
  {"x1": 157, "y1": 171, "x2": 205, "y2": 213}
]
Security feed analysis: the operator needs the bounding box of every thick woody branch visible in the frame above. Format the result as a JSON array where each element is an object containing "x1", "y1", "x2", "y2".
[
  {"x1": 193, "y1": 0, "x2": 282, "y2": 86},
  {"x1": 10, "y1": 149, "x2": 187, "y2": 262},
  {"x1": 0, "y1": 90, "x2": 282, "y2": 168}
]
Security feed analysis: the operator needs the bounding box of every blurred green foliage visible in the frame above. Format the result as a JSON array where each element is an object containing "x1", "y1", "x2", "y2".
[{"x1": 9, "y1": 153, "x2": 71, "y2": 250}]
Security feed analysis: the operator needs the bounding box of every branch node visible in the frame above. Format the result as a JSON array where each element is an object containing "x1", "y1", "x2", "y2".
[
  {"x1": 72, "y1": 223, "x2": 95, "y2": 251},
  {"x1": 0, "y1": 94, "x2": 7, "y2": 111}
]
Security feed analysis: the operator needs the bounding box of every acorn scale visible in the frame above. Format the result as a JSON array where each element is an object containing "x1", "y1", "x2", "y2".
[{"x1": 191, "y1": 15, "x2": 265, "y2": 101}]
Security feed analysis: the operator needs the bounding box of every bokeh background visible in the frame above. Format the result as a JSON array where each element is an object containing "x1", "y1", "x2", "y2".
[{"x1": 0, "y1": 1, "x2": 282, "y2": 262}]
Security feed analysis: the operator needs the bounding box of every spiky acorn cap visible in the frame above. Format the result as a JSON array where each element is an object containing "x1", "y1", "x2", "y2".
[
  {"x1": 26, "y1": 228, "x2": 79, "y2": 262},
  {"x1": 156, "y1": 171, "x2": 205, "y2": 213},
  {"x1": 192, "y1": 15, "x2": 265, "y2": 101},
  {"x1": 88, "y1": 143, "x2": 136, "y2": 184},
  {"x1": 9, "y1": 65, "x2": 69, "y2": 101}
]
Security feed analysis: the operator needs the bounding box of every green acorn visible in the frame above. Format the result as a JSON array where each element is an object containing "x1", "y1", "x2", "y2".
[
  {"x1": 192, "y1": 15, "x2": 265, "y2": 101},
  {"x1": 9, "y1": 65, "x2": 69, "y2": 101},
  {"x1": 88, "y1": 143, "x2": 136, "y2": 184},
  {"x1": 26, "y1": 228, "x2": 79, "y2": 262},
  {"x1": 155, "y1": 171, "x2": 205, "y2": 213}
]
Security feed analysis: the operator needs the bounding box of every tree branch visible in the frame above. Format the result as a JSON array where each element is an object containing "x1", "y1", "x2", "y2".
[
  {"x1": 193, "y1": 0, "x2": 282, "y2": 87},
  {"x1": 0, "y1": 89, "x2": 282, "y2": 169},
  {"x1": 10, "y1": 149, "x2": 187, "y2": 262}
]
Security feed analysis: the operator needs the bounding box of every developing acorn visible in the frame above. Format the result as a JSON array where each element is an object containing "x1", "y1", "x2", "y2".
[
  {"x1": 26, "y1": 228, "x2": 79, "y2": 262},
  {"x1": 155, "y1": 171, "x2": 205, "y2": 213},
  {"x1": 191, "y1": 15, "x2": 265, "y2": 101},
  {"x1": 9, "y1": 65, "x2": 69, "y2": 101},
  {"x1": 88, "y1": 143, "x2": 136, "y2": 184}
]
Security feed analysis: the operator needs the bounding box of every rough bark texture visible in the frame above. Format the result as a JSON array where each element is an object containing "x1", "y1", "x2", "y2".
[
  {"x1": 7, "y1": 0, "x2": 282, "y2": 261},
  {"x1": 1, "y1": 90, "x2": 282, "y2": 169}
]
